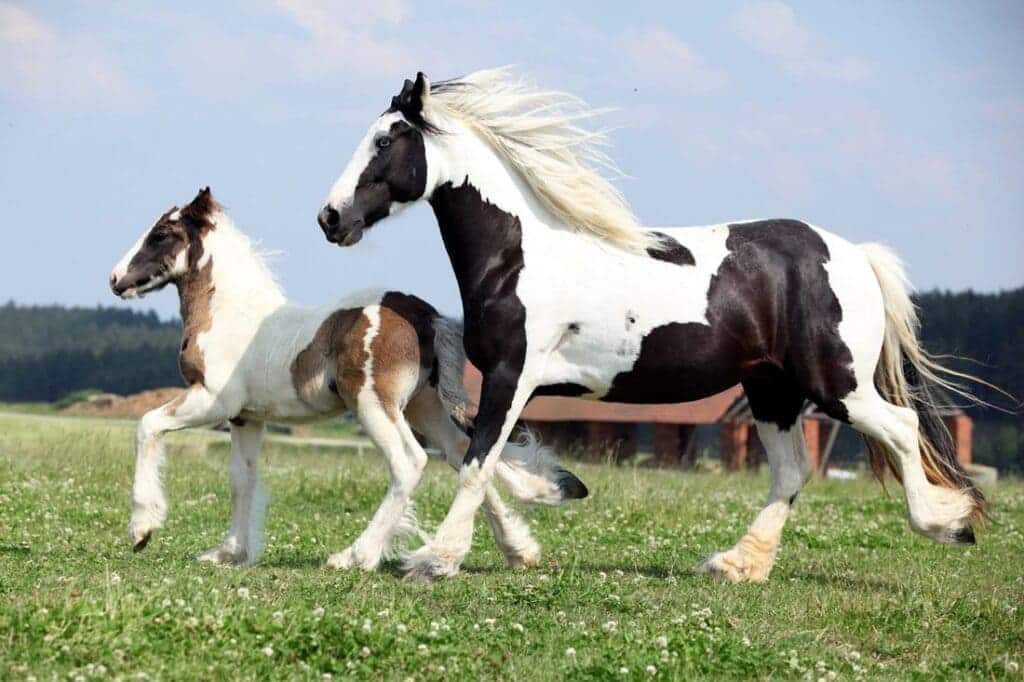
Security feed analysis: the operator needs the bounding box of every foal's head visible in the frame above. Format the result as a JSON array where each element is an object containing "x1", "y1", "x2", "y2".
[
  {"x1": 318, "y1": 73, "x2": 439, "y2": 246},
  {"x1": 110, "y1": 187, "x2": 219, "y2": 298}
]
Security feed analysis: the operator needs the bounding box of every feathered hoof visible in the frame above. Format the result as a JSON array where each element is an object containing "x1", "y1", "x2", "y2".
[
  {"x1": 325, "y1": 546, "x2": 380, "y2": 572},
  {"x1": 697, "y1": 549, "x2": 772, "y2": 584},
  {"x1": 402, "y1": 546, "x2": 461, "y2": 582},
  {"x1": 555, "y1": 468, "x2": 589, "y2": 501},
  {"x1": 503, "y1": 539, "x2": 541, "y2": 569},
  {"x1": 196, "y1": 545, "x2": 249, "y2": 567}
]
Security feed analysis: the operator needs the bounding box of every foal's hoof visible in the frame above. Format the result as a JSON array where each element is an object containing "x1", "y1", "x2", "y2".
[
  {"x1": 132, "y1": 532, "x2": 152, "y2": 553},
  {"x1": 325, "y1": 547, "x2": 379, "y2": 572},
  {"x1": 402, "y1": 547, "x2": 460, "y2": 582}
]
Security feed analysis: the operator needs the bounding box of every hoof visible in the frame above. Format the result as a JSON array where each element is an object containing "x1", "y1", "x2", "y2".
[
  {"x1": 504, "y1": 543, "x2": 541, "y2": 569},
  {"x1": 698, "y1": 549, "x2": 771, "y2": 584},
  {"x1": 555, "y1": 468, "x2": 589, "y2": 501},
  {"x1": 325, "y1": 547, "x2": 379, "y2": 572},
  {"x1": 196, "y1": 545, "x2": 248, "y2": 566},
  {"x1": 132, "y1": 532, "x2": 152, "y2": 553},
  {"x1": 402, "y1": 547, "x2": 460, "y2": 582},
  {"x1": 949, "y1": 525, "x2": 976, "y2": 546}
]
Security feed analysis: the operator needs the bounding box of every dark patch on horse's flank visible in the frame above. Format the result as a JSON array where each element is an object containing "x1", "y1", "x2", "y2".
[
  {"x1": 229, "y1": 417, "x2": 247, "y2": 427},
  {"x1": 603, "y1": 219, "x2": 857, "y2": 429},
  {"x1": 430, "y1": 179, "x2": 528, "y2": 466},
  {"x1": 647, "y1": 231, "x2": 695, "y2": 266},
  {"x1": 531, "y1": 382, "x2": 592, "y2": 398}
]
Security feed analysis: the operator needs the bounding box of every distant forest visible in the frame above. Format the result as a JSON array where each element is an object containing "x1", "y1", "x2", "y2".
[{"x1": 1, "y1": 289, "x2": 1021, "y2": 469}]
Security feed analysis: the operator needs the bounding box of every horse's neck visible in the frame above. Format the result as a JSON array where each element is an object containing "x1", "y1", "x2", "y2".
[{"x1": 429, "y1": 132, "x2": 561, "y2": 305}]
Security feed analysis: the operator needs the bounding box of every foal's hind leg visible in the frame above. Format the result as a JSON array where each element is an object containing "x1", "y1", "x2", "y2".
[
  {"x1": 326, "y1": 401, "x2": 427, "y2": 571},
  {"x1": 700, "y1": 419, "x2": 811, "y2": 583},
  {"x1": 198, "y1": 419, "x2": 267, "y2": 566}
]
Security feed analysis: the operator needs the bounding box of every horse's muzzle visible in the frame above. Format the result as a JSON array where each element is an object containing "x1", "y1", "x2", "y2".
[{"x1": 318, "y1": 205, "x2": 364, "y2": 246}]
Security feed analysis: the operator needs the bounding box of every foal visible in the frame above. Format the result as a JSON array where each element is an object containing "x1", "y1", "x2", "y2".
[{"x1": 109, "y1": 187, "x2": 586, "y2": 568}]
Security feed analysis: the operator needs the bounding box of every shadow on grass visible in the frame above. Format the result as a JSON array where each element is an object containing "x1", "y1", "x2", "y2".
[
  {"x1": 786, "y1": 570, "x2": 900, "y2": 592},
  {"x1": 0, "y1": 545, "x2": 31, "y2": 556}
]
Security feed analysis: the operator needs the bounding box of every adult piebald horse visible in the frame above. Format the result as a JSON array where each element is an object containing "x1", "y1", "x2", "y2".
[{"x1": 318, "y1": 68, "x2": 988, "y2": 582}]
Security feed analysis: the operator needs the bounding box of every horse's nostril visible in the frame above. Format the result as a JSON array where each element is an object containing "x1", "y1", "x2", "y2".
[{"x1": 318, "y1": 206, "x2": 340, "y2": 229}]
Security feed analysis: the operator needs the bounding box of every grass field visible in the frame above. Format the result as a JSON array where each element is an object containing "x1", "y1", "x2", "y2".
[{"x1": 1, "y1": 413, "x2": 1022, "y2": 680}]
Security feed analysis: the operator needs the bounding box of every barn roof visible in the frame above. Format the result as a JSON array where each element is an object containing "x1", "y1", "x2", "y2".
[{"x1": 463, "y1": 363, "x2": 743, "y2": 425}]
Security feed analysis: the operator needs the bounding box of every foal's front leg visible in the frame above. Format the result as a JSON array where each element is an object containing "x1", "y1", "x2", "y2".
[
  {"x1": 129, "y1": 386, "x2": 230, "y2": 551},
  {"x1": 403, "y1": 363, "x2": 538, "y2": 581},
  {"x1": 197, "y1": 419, "x2": 266, "y2": 566}
]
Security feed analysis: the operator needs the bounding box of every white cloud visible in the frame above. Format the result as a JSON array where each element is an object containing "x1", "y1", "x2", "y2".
[
  {"x1": 621, "y1": 27, "x2": 727, "y2": 95},
  {"x1": 270, "y1": 0, "x2": 420, "y2": 80},
  {"x1": 0, "y1": 3, "x2": 136, "y2": 104},
  {"x1": 731, "y1": 1, "x2": 872, "y2": 83}
]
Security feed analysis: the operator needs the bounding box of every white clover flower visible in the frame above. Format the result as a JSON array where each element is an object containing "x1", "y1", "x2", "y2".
[
  {"x1": 602, "y1": 620, "x2": 618, "y2": 633},
  {"x1": 186, "y1": 616, "x2": 199, "y2": 629},
  {"x1": 360, "y1": 646, "x2": 371, "y2": 658},
  {"x1": 322, "y1": 674, "x2": 333, "y2": 681},
  {"x1": 655, "y1": 635, "x2": 668, "y2": 649},
  {"x1": 483, "y1": 618, "x2": 496, "y2": 627},
  {"x1": 619, "y1": 667, "x2": 629, "y2": 675},
  {"x1": 312, "y1": 606, "x2": 325, "y2": 619},
  {"x1": 645, "y1": 665, "x2": 657, "y2": 676},
  {"x1": 236, "y1": 587, "x2": 251, "y2": 600},
  {"x1": 110, "y1": 573, "x2": 122, "y2": 585},
  {"x1": 272, "y1": 611, "x2": 285, "y2": 626},
  {"x1": 511, "y1": 623, "x2": 524, "y2": 633},
  {"x1": 262, "y1": 646, "x2": 274, "y2": 657},
  {"x1": 1006, "y1": 660, "x2": 1019, "y2": 673},
  {"x1": 565, "y1": 647, "x2": 576, "y2": 658},
  {"x1": 418, "y1": 644, "x2": 429, "y2": 655},
  {"x1": 396, "y1": 623, "x2": 408, "y2": 634}
]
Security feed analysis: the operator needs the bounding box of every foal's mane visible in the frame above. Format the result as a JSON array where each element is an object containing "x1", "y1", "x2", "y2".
[{"x1": 425, "y1": 68, "x2": 658, "y2": 252}]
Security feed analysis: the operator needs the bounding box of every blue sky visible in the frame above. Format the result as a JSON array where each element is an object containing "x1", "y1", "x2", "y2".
[{"x1": 1, "y1": 1, "x2": 1022, "y2": 319}]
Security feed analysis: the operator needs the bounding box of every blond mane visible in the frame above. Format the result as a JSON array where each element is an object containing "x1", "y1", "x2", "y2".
[{"x1": 425, "y1": 68, "x2": 658, "y2": 252}]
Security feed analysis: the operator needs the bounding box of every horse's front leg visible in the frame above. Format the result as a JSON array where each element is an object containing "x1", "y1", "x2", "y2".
[
  {"x1": 197, "y1": 419, "x2": 266, "y2": 566},
  {"x1": 403, "y1": 362, "x2": 538, "y2": 581},
  {"x1": 129, "y1": 386, "x2": 230, "y2": 552}
]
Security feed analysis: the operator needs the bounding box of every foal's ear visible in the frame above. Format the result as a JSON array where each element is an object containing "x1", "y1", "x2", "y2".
[{"x1": 182, "y1": 186, "x2": 218, "y2": 221}]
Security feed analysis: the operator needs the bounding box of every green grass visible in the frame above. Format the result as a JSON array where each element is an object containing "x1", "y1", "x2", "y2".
[{"x1": 0, "y1": 415, "x2": 1021, "y2": 680}]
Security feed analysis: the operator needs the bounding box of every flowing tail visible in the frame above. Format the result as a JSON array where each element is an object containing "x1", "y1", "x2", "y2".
[
  {"x1": 859, "y1": 243, "x2": 991, "y2": 527},
  {"x1": 431, "y1": 316, "x2": 588, "y2": 505}
]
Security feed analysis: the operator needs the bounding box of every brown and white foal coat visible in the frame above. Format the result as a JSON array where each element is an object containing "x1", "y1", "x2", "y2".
[{"x1": 109, "y1": 188, "x2": 584, "y2": 568}]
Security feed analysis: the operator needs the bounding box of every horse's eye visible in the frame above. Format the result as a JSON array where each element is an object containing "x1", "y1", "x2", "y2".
[
  {"x1": 375, "y1": 136, "x2": 391, "y2": 149},
  {"x1": 150, "y1": 232, "x2": 167, "y2": 244}
]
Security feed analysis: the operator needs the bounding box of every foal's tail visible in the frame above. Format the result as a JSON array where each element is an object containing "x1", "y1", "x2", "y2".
[
  {"x1": 430, "y1": 316, "x2": 589, "y2": 505},
  {"x1": 859, "y1": 243, "x2": 989, "y2": 527}
]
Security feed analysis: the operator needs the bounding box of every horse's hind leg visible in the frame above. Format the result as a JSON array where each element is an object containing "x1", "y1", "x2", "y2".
[
  {"x1": 700, "y1": 374, "x2": 810, "y2": 583},
  {"x1": 326, "y1": 400, "x2": 427, "y2": 571},
  {"x1": 198, "y1": 419, "x2": 266, "y2": 566},
  {"x1": 404, "y1": 390, "x2": 541, "y2": 568},
  {"x1": 839, "y1": 387, "x2": 975, "y2": 543}
]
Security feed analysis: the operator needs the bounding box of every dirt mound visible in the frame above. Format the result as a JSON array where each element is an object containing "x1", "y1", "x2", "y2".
[{"x1": 63, "y1": 387, "x2": 185, "y2": 419}]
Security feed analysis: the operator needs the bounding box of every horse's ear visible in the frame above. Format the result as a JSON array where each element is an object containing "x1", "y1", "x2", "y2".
[{"x1": 392, "y1": 72, "x2": 431, "y2": 117}]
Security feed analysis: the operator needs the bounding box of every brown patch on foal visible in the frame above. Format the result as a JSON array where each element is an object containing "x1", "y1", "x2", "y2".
[
  {"x1": 177, "y1": 258, "x2": 215, "y2": 386},
  {"x1": 370, "y1": 306, "x2": 425, "y2": 421},
  {"x1": 291, "y1": 308, "x2": 368, "y2": 408}
]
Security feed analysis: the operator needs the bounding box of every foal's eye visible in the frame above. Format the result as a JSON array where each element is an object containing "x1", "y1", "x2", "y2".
[{"x1": 375, "y1": 136, "x2": 391, "y2": 149}]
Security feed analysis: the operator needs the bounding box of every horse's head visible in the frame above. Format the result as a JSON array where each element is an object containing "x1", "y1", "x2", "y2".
[
  {"x1": 110, "y1": 187, "x2": 218, "y2": 298},
  {"x1": 318, "y1": 72, "x2": 440, "y2": 246}
]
